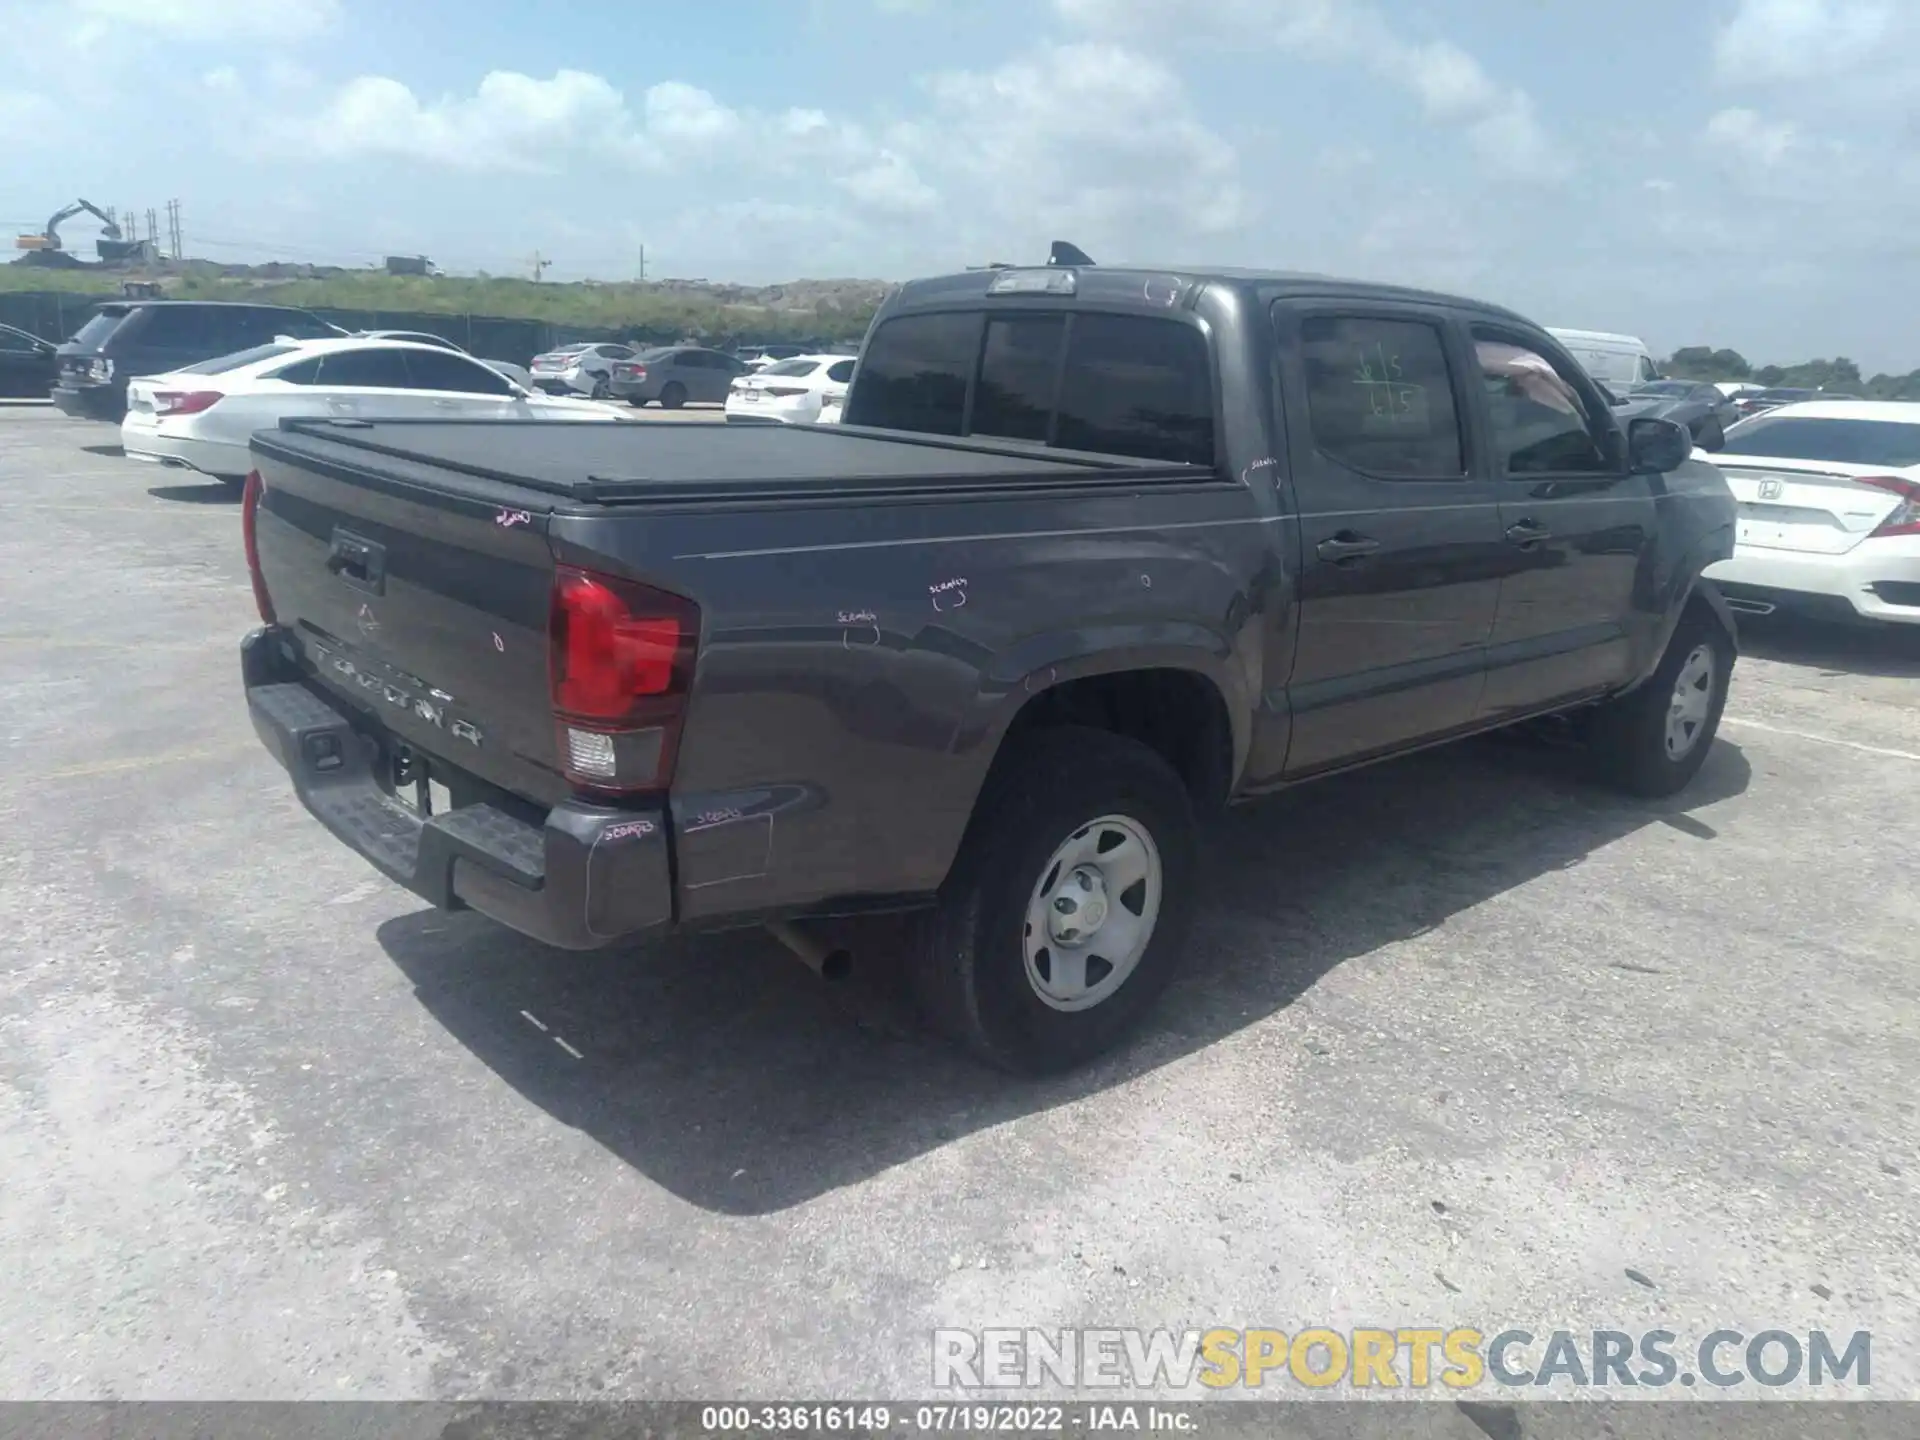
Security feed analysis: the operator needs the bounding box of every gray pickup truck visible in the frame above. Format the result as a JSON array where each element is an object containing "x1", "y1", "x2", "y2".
[{"x1": 239, "y1": 258, "x2": 1738, "y2": 1072}]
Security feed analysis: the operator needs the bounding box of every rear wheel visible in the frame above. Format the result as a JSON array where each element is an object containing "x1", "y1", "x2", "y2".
[
  {"x1": 908, "y1": 727, "x2": 1197, "y2": 1073},
  {"x1": 589, "y1": 375, "x2": 611, "y2": 401},
  {"x1": 1699, "y1": 417, "x2": 1725, "y2": 450},
  {"x1": 659, "y1": 382, "x2": 687, "y2": 410},
  {"x1": 628, "y1": 396, "x2": 650, "y2": 408},
  {"x1": 1588, "y1": 601, "x2": 1733, "y2": 797}
]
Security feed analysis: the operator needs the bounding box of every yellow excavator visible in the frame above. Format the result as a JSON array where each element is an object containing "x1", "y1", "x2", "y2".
[{"x1": 15, "y1": 198, "x2": 143, "y2": 261}]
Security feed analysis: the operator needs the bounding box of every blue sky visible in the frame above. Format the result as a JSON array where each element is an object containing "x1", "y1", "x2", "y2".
[{"x1": 3, "y1": 0, "x2": 1917, "y2": 371}]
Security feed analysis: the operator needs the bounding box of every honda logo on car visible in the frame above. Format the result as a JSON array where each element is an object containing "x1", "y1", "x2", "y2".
[{"x1": 1757, "y1": 478, "x2": 1784, "y2": 500}]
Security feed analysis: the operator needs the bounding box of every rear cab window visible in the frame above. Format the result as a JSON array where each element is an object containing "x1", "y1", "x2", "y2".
[
  {"x1": 1717, "y1": 416, "x2": 1920, "y2": 467},
  {"x1": 847, "y1": 308, "x2": 1215, "y2": 465},
  {"x1": 68, "y1": 307, "x2": 132, "y2": 348}
]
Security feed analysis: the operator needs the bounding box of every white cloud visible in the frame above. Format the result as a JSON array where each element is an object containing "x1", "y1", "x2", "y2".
[
  {"x1": 1053, "y1": 0, "x2": 1565, "y2": 178},
  {"x1": 1712, "y1": 0, "x2": 1896, "y2": 84},
  {"x1": 837, "y1": 152, "x2": 938, "y2": 215},
  {"x1": 70, "y1": 0, "x2": 339, "y2": 43},
  {"x1": 902, "y1": 42, "x2": 1246, "y2": 254},
  {"x1": 1702, "y1": 107, "x2": 1798, "y2": 167}
]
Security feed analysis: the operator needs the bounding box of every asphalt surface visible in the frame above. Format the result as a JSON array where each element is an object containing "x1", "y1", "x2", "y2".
[{"x1": 2, "y1": 404, "x2": 1917, "y2": 1415}]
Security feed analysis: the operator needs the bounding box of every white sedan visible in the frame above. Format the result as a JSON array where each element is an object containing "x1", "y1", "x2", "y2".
[
  {"x1": 1702, "y1": 400, "x2": 1920, "y2": 626},
  {"x1": 723, "y1": 353, "x2": 857, "y2": 426},
  {"x1": 121, "y1": 337, "x2": 618, "y2": 484}
]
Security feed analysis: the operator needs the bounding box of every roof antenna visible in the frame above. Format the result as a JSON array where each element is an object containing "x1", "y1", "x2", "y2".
[{"x1": 1048, "y1": 240, "x2": 1094, "y2": 268}]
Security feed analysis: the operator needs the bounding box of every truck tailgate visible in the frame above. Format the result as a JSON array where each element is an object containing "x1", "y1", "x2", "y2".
[{"x1": 249, "y1": 440, "x2": 568, "y2": 806}]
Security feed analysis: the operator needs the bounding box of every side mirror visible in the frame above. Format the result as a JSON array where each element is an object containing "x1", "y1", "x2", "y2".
[{"x1": 1628, "y1": 416, "x2": 1692, "y2": 474}]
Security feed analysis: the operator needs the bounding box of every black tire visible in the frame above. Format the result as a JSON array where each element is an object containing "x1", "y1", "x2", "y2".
[
  {"x1": 659, "y1": 382, "x2": 687, "y2": 410},
  {"x1": 628, "y1": 395, "x2": 650, "y2": 408},
  {"x1": 1587, "y1": 601, "x2": 1734, "y2": 797},
  {"x1": 590, "y1": 376, "x2": 611, "y2": 401},
  {"x1": 1699, "y1": 418, "x2": 1725, "y2": 451},
  {"x1": 907, "y1": 727, "x2": 1198, "y2": 1073}
]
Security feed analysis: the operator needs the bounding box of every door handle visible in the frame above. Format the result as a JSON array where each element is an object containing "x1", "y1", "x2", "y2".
[
  {"x1": 1505, "y1": 520, "x2": 1552, "y2": 546},
  {"x1": 1316, "y1": 532, "x2": 1381, "y2": 563}
]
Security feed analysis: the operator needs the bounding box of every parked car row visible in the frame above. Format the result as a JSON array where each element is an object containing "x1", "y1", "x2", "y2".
[{"x1": 120, "y1": 336, "x2": 621, "y2": 484}]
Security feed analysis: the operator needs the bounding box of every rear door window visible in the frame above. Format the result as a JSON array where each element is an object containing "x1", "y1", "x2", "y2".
[
  {"x1": 403, "y1": 349, "x2": 514, "y2": 395},
  {"x1": 1298, "y1": 315, "x2": 1465, "y2": 478},
  {"x1": 845, "y1": 311, "x2": 982, "y2": 435},
  {"x1": 826, "y1": 359, "x2": 856, "y2": 384},
  {"x1": 1054, "y1": 314, "x2": 1214, "y2": 465},
  {"x1": 312, "y1": 348, "x2": 414, "y2": 389},
  {"x1": 135, "y1": 308, "x2": 216, "y2": 349}
]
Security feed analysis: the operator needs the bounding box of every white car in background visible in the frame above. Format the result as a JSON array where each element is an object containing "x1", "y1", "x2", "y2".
[
  {"x1": 121, "y1": 337, "x2": 619, "y2": 484},
  {"x1": 1703, "y1": 400, "x2": 1920, "y2": 627},
  {"x1": 528, "y1": 341, "x2": 636, "y2": 398},
  {"x1": 724, "y1": 353, "x2": 857, "y2": 426}
]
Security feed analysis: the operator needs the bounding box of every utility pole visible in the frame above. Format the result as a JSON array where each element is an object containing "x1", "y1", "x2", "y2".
[
  {"x1": 636, "y1": 243, "x2": 646, "y2": 283},
  {"x1": 146, "y1": 208, "x2": 160, "y2": 259},
  {"x1": 530, "y1": 251, "x2": 550, "y2": 282},
  {"x1": 166, "y1": 199, "x2": 183, "y2": 258}
]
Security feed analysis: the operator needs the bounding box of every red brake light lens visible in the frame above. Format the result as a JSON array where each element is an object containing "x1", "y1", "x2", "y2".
[
  {"x1": 1858, "y1": 474, "x2": 1920, "y2": 538},
  {"x1": 155, "y1": 390, "x2": 222, "y2": 416},
  {"x1": 241, "y1": 469, "x2": 275, "y2": 624},
  {"x1": 549, "y1": 566, "x2": 699, "y2": 792}
]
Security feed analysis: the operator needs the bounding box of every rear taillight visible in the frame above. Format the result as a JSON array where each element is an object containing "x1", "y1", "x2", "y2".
[
  {"x1": 1858, "y1": 474, "x2": 1920, "y2": 538},
  {"x1": 154, "y1": 390, "x2": 222, "y2": 416},
  {"x1": 764, "y1": 386, "x2": 807, "y2": 398},
  {"x1": 241, "y1": 469, "x2": 275, "y2": 624},
  {"x1": 548, "y1": 566, "x2": 699, "y2": 794}
]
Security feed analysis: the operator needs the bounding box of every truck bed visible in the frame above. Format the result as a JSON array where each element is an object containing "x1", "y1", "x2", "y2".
[{"x1": 253, "y1": 416, "x2": 1206, "y2": 506}]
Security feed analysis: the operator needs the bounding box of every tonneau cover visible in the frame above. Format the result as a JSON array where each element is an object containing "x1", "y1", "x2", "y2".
[{"x1": 254, "y1": 416, "x2": 1204, "y2": 505}]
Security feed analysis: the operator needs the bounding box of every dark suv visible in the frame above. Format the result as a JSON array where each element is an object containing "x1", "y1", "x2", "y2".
[{"x1": 53, "y1": 301, "x2": 341, "y2": 420}]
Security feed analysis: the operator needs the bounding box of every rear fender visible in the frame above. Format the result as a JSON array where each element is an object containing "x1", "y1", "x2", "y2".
[{"x1": 973, "y1": 621, "x2": 1256, "y2": 792}]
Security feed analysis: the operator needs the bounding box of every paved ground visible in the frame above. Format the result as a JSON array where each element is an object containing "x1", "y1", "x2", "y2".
[{"x1": 2, "y1": 404, "x2": 1916, "y2": 1411}]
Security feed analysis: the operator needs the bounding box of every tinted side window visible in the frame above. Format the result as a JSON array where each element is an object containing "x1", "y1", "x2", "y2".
[
  {"x1": 272, "y1": 311, "x2": 340, "y2": 341},
  {"x1": 135, "y1": 308, "x2": 213, "y2": 348},
  {"x1": 972, "y1": 315, "x2": 1064, "y2": 443},
  {"x1": 271, "y1": 357, "x2": 322, "y2": 385},
  {"x1": 317, "y1": 348, "x2": 414, "y2": 389},
  {"x1": 0, "y1": 327, "x2": 38, "y2": 353},
  {"x1": 1054, "y1": 314, "x2": 1213, "y2": 466},
  {"x1": 844, "y1": 312, "x2": 981, "y2": 435},
  {"x1": 405, "y1": 350, "x2": 512, "y2": 394},
  {"x1": 1474, "y1": 332, "x2": 1609, "y2": 474},
  {"x1": 826, "y1": 359, "x2": 856, "y2": 384},
  {"x1": 1299, "y1": 316, "x2": 1464, "y2": 479}
]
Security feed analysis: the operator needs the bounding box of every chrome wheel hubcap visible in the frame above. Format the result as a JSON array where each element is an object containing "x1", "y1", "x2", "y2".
[
  {"x1": 1665, "y1": 643, "x2": 1716, "y2": 760},
  {"x1": 1022, "y1": 815, "x2": 1161, "y2": 1012}
]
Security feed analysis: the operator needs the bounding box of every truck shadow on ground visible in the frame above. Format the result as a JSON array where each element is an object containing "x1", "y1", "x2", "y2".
[
  {"x1": 1736, "y1": 612, "x2": 1920, "y2": 679},
  {"x1": 377, "y1": 735, "x2": 1750, "y2": 1216},
  {"x1": 146, "y1": 481, "x2": 240, "y2": 505}
]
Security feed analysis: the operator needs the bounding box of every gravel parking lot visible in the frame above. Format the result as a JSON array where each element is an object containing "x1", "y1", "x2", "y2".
[{"x1": 2, "y1": 403, "x2": 1917, "y2": 1408}]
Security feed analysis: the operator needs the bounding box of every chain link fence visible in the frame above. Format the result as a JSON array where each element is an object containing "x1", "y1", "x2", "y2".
[{"x1": 0, "y1": 292, "x2": 851, "y2": 366}]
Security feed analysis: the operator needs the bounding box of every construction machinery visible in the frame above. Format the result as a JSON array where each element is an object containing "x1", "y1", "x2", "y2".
[{"x1": 15, "y1": 198, "x2": 155, "y2": 264}]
